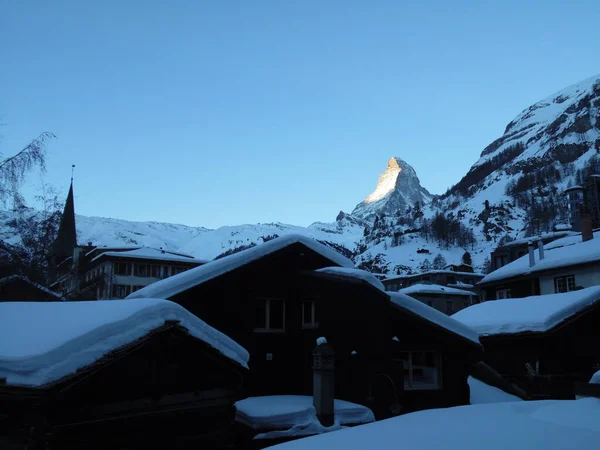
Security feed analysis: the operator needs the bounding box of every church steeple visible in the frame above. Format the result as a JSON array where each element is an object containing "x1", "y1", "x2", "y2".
[{"x1": 50, "y1": 176, "x2": 78, "y2": 267}]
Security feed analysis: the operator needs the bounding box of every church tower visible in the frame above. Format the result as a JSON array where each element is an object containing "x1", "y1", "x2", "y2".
[{"x1": 48, "y1": 177, "x2": 78, "y2": 282}]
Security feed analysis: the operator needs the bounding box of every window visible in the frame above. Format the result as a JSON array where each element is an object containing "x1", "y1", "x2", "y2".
[
  {"x1": 445, "y1": 301, "x2": 453, "y2": 315},
  {"x1": 554, "y1": 275, "x2": 576, "y2": 293},
  {"x1": 134, "y1": 263, "x2": 149, "y2": 277},
  {"x1": 302, "y1": 300, "x2": 318, "y2": 329},
  {"x1": 112, "y1": 284, "x2": 130, "y2": 298},
  {"x1": 399, "y1": 351, "x2": 441, "y2": 390},
  {"x1": 464, "y1": 278, "x2": 473, "y2": 285},
  {"x1": 162, "y1": 266, "x2": 170, "y2": 278},
  {"x1": 447, "y1": 276, "x2": 456, "y2": 284},
  {"x1": 131, "y1": 285, "x2": 145, "y2": 293},
  {"x1": 171, "y1": 266, "x2": 187, "y2": 276},
  {"x1": 496, "y1": 288, "x2": 512, "y2": 300},
  {"x1": 254, "y1": 298, "x2": 285, "y2": 332},
  {"x1": 115, "y1": 262, "x2": 130, "y2": 276}
]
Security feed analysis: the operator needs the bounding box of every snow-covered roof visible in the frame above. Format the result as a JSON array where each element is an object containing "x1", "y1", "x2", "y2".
[
  {"x1": 451, "y1": 286, "x2": 600, "y2": 336},
  {"x1": 235, "y1": 395, "x2": 374, "y2": 437},
  {"x1": 383, "y1": 270, "x2": 484, "y2": 283},
  {"x1": 0, "y1": 299, "x2": 249, "y2": 386},
  {"x1": 388, "y1": 292, "x2": 480, "y2": 346},
  {"x1": 497, "y1": 231, "x2": 576, "y2": 249},
  {"x1": 480, "y1": 233, "x2": 600, "y2": 285},
  {"x1": 468, "y1": 376, "x2": 523, "y2": 404},
  {"x1": 267, "y1": 398, "x2": 600, "y2": 450},
  {"x1": 315, "y1": 267, "x2": 385, "y2": 291},
  {"x1": 0, "y1": 275, "x2": 63, "y2": 300},
  {"x1": 85, "y1": 245, "x2": 141, "y2": 257},
  {"x1": 91, "y1": 247, "x2": 205, "y2": 264},
  {"x1": 398, "y1": 283, "x2": 475, "y2": 297},
  {"x1": 127, "y1": 234, "x2": 354, "y2": 300},
  {"x1": 590, "y1": 370, "x2": 600, "y2": 384}
]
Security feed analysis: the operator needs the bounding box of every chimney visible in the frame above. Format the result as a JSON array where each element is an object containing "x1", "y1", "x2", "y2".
[
  {"x1": 528, "y1": 241, "x2": 535, "y2": 268},
  {"x1": 581, "y1": 212, "x2": 594, "y2": 242},
  {"x1": 537, "y1": 240, "x2": 545, "y2": 260}
]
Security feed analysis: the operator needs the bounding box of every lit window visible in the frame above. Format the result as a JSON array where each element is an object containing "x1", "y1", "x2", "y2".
[
  {"x1": 302, "y1": 300, "x2": 318, "y2": 329},
  {"x1": 399, "y1": 351, "x2": 441, "y2": 390},
  {"x1": 554, "y1": 275, "x2": 576, "y2": 293},
  {"x1": 254, "y1": 298, "x2": 285, "y2": 332}
]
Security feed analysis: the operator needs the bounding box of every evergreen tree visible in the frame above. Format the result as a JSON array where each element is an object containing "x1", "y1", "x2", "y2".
[
  {"x1": 432, "y1": 253, "x2": 447, "y2": 270},
  {"x1": 420, "y1": 258, "x2": 432, "y2": 271},
  {"x1": 461, "y1": 251, "x2": 472, "y2": 266}
]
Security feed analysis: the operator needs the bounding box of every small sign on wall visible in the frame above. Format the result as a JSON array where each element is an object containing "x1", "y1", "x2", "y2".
[{"x1": 266, "y1": 353, "x2": 273, "y2": 361}]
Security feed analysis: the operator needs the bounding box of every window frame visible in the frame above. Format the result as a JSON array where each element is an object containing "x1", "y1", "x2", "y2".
[
  {"x1": 554, "y1": 275, "x2": 576, "y2": 293},
  {"x1": 254, "y1": 297, "x2": 286, "y2": 333},
  {"x1": 496, "y1": 288, "x2": 512, "y2": 300},
  {"x1": 301, "y1": 300, "x2": 319, "y2": 329},
  {"x1": 399, "y1": 351, "x2": 442, "y2": 391}
]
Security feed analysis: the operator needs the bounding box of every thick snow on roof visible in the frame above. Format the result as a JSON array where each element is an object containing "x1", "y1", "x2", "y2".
[
  {"x1": 91, "y1": 247, "x2": 204, "y2": 264},
  {"x1": 468, "y1": 377, "x2": 523, "y2": 404},
  {"x1": 315, "y1": 267, "x2": 385, "y2": 291},
  {"x1": 0, "y1": 299, "x2": 249, "y2": 386},
  {"x1": 388, "y1": 292, "x2": 480, "y2": 346},
  {"x1": 235, "y1": 395, "x2": 374, "y2": 439},
  {"x1": 590, "y1": 370, "x2": 600, "y2": 384},
  {"x1": 498, "y1": 231, "x2": 576, "y2": 249},
  {"x1": 268, "y1": 398, "x2": 600, "y2": 450},
  {"x1": 481, "y1": 233, "x2": 600, "y2": 285},
  {"x1": 384, "y1": 269, "x2": 484, "y2": 283},
  {"x1": 451, "y1": 286, "x2": 600, "y2": 336},
  {"x1": 127, "y1": 234, "x2": 354, "y2": 300},
  {"x1": 0, "y1": 275, "x2": 63, "y2": 299},
  {"x1": 399, "y1": 283, "x2": 474, "y2": 297}
]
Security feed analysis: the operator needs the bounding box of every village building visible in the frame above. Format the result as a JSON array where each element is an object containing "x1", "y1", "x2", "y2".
[
  {"x1": 452, "y1": 286, "x2": 600, "y2": 399},
  {"x1": 0, "y1": 299, "x2": 248, "y2": 450},
  {"x1": 127, "y1": 234, "x2": 482, "y2": 418},
  {"x1": 47, "y1": 181, "x2": 205, "y2": 300},
  {"x1": 0, "y1": 275, "x2": 63, "y2": 302},
  {"x1": 488, "y1": 230, "x2": 576, "y2": 272},
  {"x1": 397, "y1": 283, "x2": 477, "y2": 315},
  {"x1": 382, "y1": 269, "x2": 484, "y2": 293},
  {"x1": 477, "y1": 230, "x2": 600, "y2": 301}
]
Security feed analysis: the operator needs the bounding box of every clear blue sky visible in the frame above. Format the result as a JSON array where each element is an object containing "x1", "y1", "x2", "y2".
[{"x1": 1, "y1": 1, "x2": 599, "y2": 229}]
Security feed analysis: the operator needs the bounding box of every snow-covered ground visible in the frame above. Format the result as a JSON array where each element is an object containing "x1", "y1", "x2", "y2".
[
  {"x1": 268, "y1": 398, "x2": 600, "y2": 450},
  {"x1": 0, "y1": 299, "x2": 249, "y2": 386},
  {"x1": 235, "y1": 395, "x2": 374, "y2": 439},
  {"x1": 451, "y1": 286, "x2": 600, "y2": 336},
  {"x1": 468, "y1": 376, "x2": 523, "y2": 404}
]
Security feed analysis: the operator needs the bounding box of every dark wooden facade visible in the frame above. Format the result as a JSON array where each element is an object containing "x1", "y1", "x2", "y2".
[
  {"x1": 477, "y1": 305, "x2": 600, "y2": 400},
  {"x1": 161, "y1": 242, "x2": 481, "y2": 418},
  {"x1": 383, "y1": 271, "x2": 484, "y2": 292},
  {"x1": 0, "y1": 276, "x2": 62, "y2": 302},
  {"x1": 0, "y1": 322, "x2": 247, "y2": 450}
]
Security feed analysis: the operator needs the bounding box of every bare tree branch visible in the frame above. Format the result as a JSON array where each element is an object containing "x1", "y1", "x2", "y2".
[{"x1": 0, "y1": 131, "x2": 55, "y2": 207}]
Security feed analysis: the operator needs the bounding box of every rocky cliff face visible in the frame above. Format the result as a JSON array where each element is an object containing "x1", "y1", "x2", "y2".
[{"x1": 351, "y1": 157, "x2": 432, "y2": 221}]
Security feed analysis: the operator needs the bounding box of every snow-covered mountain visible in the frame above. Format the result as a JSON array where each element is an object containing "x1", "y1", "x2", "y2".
[
  {"x1": 2, "y1": 74, "x2": 599, "y2": 277},
  {"x1": 352, "y1": 157, "x2": 432, "y2": 220}
]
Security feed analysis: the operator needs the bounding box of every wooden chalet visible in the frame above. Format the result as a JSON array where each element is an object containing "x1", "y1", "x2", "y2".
[
  {"x1": 128, "y1": 235, "x2": 482, "y2": 418},
  {"x1": 0, "y1": 300, "x2": 248, "y2": 450},
  {"x1": 478, "y1": 230, "x2": 600, "y2": 301},
  {"x1": 397, "y1": 283, "x2": 477, "y2": 315},
  {"x1": 452, "y1": 287, "x2": 600, "y2": 399},
  {"x1": 382, "y1": 270, "x2": 484, "y2": 293},
  {"x1": 0, "y1": 276, "x2": 63, "y2": 302},
  {"x1": 47, "y1": 180, "x2": 205, "y2": 300}
]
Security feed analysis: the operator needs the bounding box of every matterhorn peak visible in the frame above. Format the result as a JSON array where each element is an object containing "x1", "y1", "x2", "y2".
[{"x1": 352, "y1": 157, "x2": 431, "y2": 220}]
